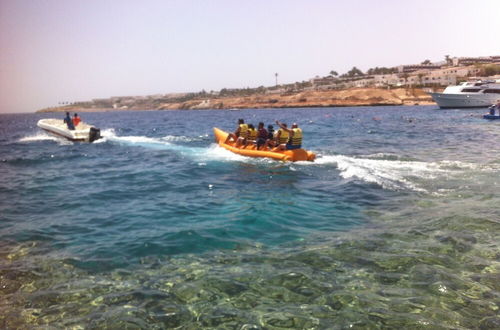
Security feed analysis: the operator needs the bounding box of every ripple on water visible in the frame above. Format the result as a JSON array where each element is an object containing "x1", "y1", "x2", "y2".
[
  {"x1": 1, "y1": 108, "x2": 500, "y2": 328},
  {"x1": 1, "y1": 210, "x2": 499, "y2": 329}
]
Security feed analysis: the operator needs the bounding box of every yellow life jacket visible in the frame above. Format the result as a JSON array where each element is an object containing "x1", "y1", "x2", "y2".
[
  {"x1": 247, "y1": 127, "x2": 257, "y2": 140},
  {"x1": 277, "y1": 128, "x2": 290, "y2": 144},
  {"x1": 290, "y1": 128, "x2": 302, "y2": 146},
  {"x1": 238, "y1": 123, "x2": 248, "y2": 138}
]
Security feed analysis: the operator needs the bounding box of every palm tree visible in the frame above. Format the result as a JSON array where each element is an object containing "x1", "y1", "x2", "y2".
[
  {"x1": 401, "y1": 73, "x2": 409, "y2": 87},
  {"x1": 445, "y1": 55, "x2": 452, "y2": 66},
  {"x1": 417, "y1": 73, "x2": 425, "y2": 86},
  {"x1": 348, "y1": 67, "x2": 363, "y2": 77}
]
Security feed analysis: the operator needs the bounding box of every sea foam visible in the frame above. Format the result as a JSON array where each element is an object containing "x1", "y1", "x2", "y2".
[{"x1": 312, "y1": 154, "x2": 488, "y2": 193}]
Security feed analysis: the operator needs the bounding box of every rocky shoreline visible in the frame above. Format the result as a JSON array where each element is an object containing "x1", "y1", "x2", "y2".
[{"x1": 37, "y1": 87, "x2": 435, "y2": 113}]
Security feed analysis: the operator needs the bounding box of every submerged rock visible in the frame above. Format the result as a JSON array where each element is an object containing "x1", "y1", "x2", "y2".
[
  {"x1": 260, "y1": 312, "x2": 319, "y2": 329},
  {"x1": 173, "y1": 282, "x2": 218, "y2": 303},
  {"x1": 479, "y1": 316, "x2": 500, "y2": 329},
  {"x1": 203, "y1": 277, "x2": 248, "y2": 296}
]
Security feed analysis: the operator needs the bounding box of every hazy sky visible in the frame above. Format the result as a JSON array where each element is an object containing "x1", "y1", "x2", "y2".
[{"x1": 1, "y1": 0, "x2": 499, "y2": 113}]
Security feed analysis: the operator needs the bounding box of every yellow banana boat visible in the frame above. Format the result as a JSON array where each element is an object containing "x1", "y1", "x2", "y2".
[{"x1": 213, "y1": 127, "x2": 315, "y2": 162}]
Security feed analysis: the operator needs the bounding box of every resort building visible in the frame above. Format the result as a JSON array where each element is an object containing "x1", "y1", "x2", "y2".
[
  {"x1": 397, "y1": 64, "x2": 441, "y2": 73},
  {"x1": 452, "y1": 56, "x2": 498, "y2": 66},
  {"x1": 309, "y1": 76, "x2": 338, "y2": 87},
  {"x1": 309, "y1": 55, "x2": 499, "y2": 90}
]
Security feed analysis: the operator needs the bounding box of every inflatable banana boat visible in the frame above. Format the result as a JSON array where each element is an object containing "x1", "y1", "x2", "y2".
[{"x1": 213, "y1": 127, "x2": 315, "y2": 162}]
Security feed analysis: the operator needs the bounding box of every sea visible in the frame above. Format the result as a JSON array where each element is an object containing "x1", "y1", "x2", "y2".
[{"x1": 0, "y1": 106, "x2": 499, "y2": 329}]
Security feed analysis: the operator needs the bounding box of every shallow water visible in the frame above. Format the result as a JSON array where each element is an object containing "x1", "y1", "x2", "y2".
[{"x1": 0, "y1": 106, "x2": 499, "y2": 328}]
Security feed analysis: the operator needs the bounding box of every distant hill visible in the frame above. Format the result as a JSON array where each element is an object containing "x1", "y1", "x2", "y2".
[{"x1": 37, "y1": 87, "x2": 434, "y2": 112}]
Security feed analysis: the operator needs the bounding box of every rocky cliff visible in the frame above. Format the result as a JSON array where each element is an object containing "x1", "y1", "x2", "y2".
[{"x1": 37, "y1": 88, "x2": 434, "y2": 112}]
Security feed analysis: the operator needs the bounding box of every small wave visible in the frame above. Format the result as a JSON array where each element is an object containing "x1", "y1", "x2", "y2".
[
  {"x1": 19, "y1": 133, "x2": 60, "y2": 143},
  {"x1": 19, "y1": 133, "x2": 73, "y2": 145},
  {"x1": 324, "y1": 155, "x2": 433, "y2": 191},
  {"x1": 100, "y1": 129, "x2": 255, "y2": 163},
  {"x1": 311, "y1": 154, "x2": 491, "y2": 193},
  {"x1": 436, "y1": 160, "x2": 483, "y2": 171},
  {"x1": 102, "y1": 130, "x2": 207, "y2": 145},
  {"x1": 363, "y1": 153, "x2": 419, "y2": 162},
  {"x1": 93, "y1": 128, "x2": 114, "y2": 143},
  {"x1": 161, "y1": 135, "x2": 205, "y2": 143},
  {"x1": 313, "y1": 153, "x2": 500, "y2": 193},
  {"x1": 202, "y1": 145, "x2": 251, "y2": 162},
  {"x1": 100, "y1": 129, "x2": 171, "y2": 148}
]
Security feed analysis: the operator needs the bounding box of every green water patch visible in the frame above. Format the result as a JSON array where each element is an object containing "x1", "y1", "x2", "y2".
[{"x1": 1, "y1": 209, "x2": 499, "y2": 329}]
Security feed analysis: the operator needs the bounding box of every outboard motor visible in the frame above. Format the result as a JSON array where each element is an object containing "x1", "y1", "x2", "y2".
[{"x1": 89, "y1": 127, "x2": 101, "y2": 143}]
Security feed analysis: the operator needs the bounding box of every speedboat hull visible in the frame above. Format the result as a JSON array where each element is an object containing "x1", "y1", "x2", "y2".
[
  {"x1": 483, "y1": 114, "x2": 500, "y2": 120},
  {"x1": 37, "y1": 119, "x2": 101, "y2": 142},
  {"x1": 213, "y1": 127, "x2": 315, "y2": 162}
]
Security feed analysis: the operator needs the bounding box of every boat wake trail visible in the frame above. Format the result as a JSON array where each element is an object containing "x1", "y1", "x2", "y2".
[
  {"x1": 100, "y1": 129, "x2": 246, "y2": 162},
  {"x1": 19, "y1": 133, "x2": 73, "y2": 145},
  {"x1": 100, "y1": 130, "x2": 497, "y2": 194},
  {"x1": 313, "y1": 153, "x2": 498, "y2": 193},
  {"x1": 99, "y1": 129, "x2": 174, "y2": 148}
]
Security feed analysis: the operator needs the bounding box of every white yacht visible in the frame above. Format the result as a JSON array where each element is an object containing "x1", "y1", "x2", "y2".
[
  {"x1": 430, "y1": 80, "x2": 500, "y2": 108},
  {"x1": 37, "y1": 118, "x2": 101, "y2": 142}
]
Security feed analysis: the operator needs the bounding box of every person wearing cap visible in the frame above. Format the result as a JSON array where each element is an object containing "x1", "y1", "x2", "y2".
[
  {"x1": 264, "y1": 122, "x2": 287, "y2": 150},
  {"x1": 488, "y1": 104, "x2": 495, "y2": 115},
  {"x1": 225, "y1": 118, "x2": 248, "y2": 146},
  {"x1": 273, "y1": 120, "x2": 303, "y2": 151},
  {"x1": 489, "y1": 99, "x2": 500, "y2": 116}
]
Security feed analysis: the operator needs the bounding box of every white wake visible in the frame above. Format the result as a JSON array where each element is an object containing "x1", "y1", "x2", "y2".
[
  {"x1": 311, "y1": 154, "x2": 493, "y2": 193},
  {"x1": 19, "y1": 133, "x2": 73, "y2": 145},
  {"x1": 100, "y1": 129, "x2": 248, "y2": 162}
]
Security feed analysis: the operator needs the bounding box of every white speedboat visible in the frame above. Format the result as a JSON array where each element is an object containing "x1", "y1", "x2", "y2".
[
  {"x1": 430, "y1": 81, "x2": 500, "y2": 108},
  {"x1": 37, "y1": 118, "x2": 101, "y2": 142}
]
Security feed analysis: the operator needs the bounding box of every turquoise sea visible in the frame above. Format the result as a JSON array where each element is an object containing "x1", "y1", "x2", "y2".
[{"x1": 0, "y1": 106, "x2": 499, "y2": 329}]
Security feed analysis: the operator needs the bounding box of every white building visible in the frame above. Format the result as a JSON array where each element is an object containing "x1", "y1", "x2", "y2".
[
  {"x1": 452, "y1": 56, "x2": 496, "y2": 66},
  {"x1": 309, "y1": 56, "x2": 500, "y2": 89},
  {"x1": 397, "y1": 64, "x2": 441, "y2": 73}
]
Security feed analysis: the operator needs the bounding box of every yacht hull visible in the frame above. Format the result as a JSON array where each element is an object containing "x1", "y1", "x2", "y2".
[{"x1": 430, "y1": 92, "x2": 499, "y2": 109}]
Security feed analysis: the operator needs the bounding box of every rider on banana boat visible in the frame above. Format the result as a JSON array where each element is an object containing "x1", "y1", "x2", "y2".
[
  {"x1": 256, "y1": 122, "x2": 268, "y2": 150},
  {"x1": 273, "y1": 120, "x2": 303, "y2": 151},
  {"x1": 244, "y1": 124, "x2": 258, "y2": 148},
  {"x1": 264, "y1": 121, "x2": 289, "y2": 150},
  {"x1": 225, "y1": 118, "x2": 248, "y2": 147}
]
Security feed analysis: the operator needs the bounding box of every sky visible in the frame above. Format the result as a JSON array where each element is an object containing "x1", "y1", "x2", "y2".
[{"x1": 1, "y1": 0, "x2": 499, "y2": 113}]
